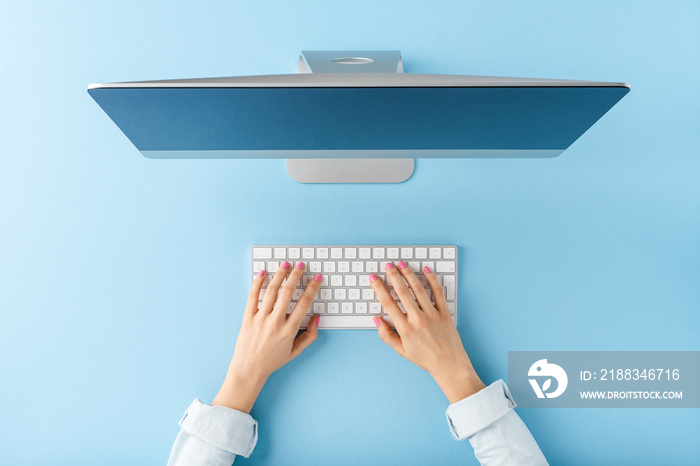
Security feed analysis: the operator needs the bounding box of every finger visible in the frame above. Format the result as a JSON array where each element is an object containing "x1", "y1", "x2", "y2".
[
  {"x1": 259, "y1": 262, "x2": 291, "y2": 314},
  {"x1": 369, "y1": 272, "x2": 406, "y2": 328},
  {"x1": 290, "y1": 314, "x2": 320, "y2": 359},
  {"x1": 372, "y1": 316, "x2": 405, "y2": 356},
  {"x1": 288, "y1": 273, "x2": 322, "y2": 327},
  {"x1": 385, "y1": 262, "x2": 421, "y2": 315},
  {"x1": 244, "y1": 269, "x2": 267, "y2": 317},
  {"x1": 397, "y1": 261, "x2": 435, "y2": 313},
  {"x1": 272, "y1": 261, "x2": 306, "y2": 317},
  {"x1": 424, "y1": 266, "x2": 449, "y2": 314}
]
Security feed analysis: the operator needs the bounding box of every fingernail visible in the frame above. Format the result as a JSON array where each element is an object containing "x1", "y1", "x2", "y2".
[
  {"x1": 258, "y1": 269, "x2": 266, "y2": 277},
  {"x1": 281, "y1": 261, "x2": 290, "y2": 269},
  {"x1": 385, "y1": 263, "x2": 394, "y2": 270},
  {"x1": 398, "y1": 261, "x2": 407, "y2": 269},
  {"x1": 315, "y1": 315, "x2": 321, "y2": 326},
  {"x1": 314, "y1": 274, "x2": 323, "y2": 283},
  {"x1": 373, "y1": 317, "x2": 380, "y2": 328},
  {"x1": 296, "y1": 262, "x2": 305, "y2": 269},
  {"x1": 369, "y1": 273, "x2": 378, "y2": 283},
  {"x1": 423, "y1": 266, "x2": 432, "y2": 274}
]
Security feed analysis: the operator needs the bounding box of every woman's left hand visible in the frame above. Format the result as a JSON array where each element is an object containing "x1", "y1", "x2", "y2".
[{"x1": 211, "y1": 261, "x2": 322, "y2": 413}]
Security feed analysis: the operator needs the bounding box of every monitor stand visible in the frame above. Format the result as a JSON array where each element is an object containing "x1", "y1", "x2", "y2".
[{"x1": 286, "y1": 51, "x2": 414, "y2": 183}]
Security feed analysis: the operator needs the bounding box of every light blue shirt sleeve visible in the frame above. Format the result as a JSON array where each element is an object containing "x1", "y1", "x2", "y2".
[
  {"x1": 168, "y1": 380, "x2": 545, "y2": 465},
  {"x1": 167, "y1": 399, "x2": 258, "y2": 466},
  {"x1": 446, "y1": 379, "x2": 548, "y2": 465}
]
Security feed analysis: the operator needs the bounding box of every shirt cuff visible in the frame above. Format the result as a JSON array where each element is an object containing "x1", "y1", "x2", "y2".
[
  {"x1": 179, "y1": 399, "x2": 258, "y2": 458},
  {"x1": 445, "y1": 379, "x2": 517, "y2": 440}
]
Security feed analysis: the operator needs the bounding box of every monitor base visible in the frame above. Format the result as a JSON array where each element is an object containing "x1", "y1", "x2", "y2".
[{"x1": 287, "y1": 158, "x2": 414, "y2": 183}]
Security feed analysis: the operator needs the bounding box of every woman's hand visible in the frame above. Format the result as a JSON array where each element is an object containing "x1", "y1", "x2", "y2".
[
  {"x1": 212, "y1": 261, "x2": 322, "y2": 413},
  {"x1": 370, "y1": 262, "x2": 486, "y2": 403}
]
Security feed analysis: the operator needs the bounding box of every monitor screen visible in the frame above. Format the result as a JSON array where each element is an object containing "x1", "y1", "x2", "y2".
[{"x1": 88, "y1": 74, "x2": 629, "y2": 159}]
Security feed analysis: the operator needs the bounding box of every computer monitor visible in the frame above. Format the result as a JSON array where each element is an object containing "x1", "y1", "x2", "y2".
[{"x1": 88, "y1": 51, "x2": 629, "y2": 183}]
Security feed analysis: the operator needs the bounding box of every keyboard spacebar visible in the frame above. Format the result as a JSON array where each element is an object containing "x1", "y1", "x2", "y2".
[{"x1": 300, "y1": 315, "x2": 395, "y2": 329}]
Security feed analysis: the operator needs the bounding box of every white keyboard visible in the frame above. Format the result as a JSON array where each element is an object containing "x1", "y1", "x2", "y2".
[{"x1": 251, "y1": 245, "x2": 458, "y2": 329}]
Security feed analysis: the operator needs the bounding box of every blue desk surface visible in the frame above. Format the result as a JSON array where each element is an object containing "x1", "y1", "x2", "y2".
[{"x1": 1, "y1": 1, "x2": 699, "y2": 464}]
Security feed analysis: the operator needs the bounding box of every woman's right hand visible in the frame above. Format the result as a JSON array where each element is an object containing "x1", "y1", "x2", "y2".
[{"x1": 369, "y1": 262, "x2": 486, "y2": 403}]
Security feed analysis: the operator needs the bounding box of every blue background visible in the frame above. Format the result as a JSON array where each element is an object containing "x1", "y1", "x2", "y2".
[{"x1": 1, "y1": 1, "x2": 698, "y2": 464}]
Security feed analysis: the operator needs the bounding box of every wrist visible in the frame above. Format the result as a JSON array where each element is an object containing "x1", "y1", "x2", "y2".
[
  {"x1": 211, "y1": 372, "x2": 267, "y2": 413},
  {"x1": 432, "y1": 364, "x2": 486, "y2": 404}
]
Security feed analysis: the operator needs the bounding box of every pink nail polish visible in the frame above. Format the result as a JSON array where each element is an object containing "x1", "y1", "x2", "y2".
[
  {"x1": 373, "y1": 317, "x2": 380, "y2": 328},
  {"x1": 281, "y1": 261, "x2": 290, "y2": 269},
  {"x1": 258, "y1": 269, "x2": 266, "y2": 277},
  {"x1": 398, "y1": 261, "x2": 407, "y2": 269},
  {"x1": 369, "y1": 273, "x2": 378, "y2": 283},
  {"x1": 296, "y1": 262, "x2": 305, "y2": 269},
  {"x1": 315, "y1": 315, "x2": 321, "y2": 326},
  {"x1": 385, "y1": 262, "x2": 394, "y2": 270},
  {"x1": 314, "y1": 274, "x2": 323, "y2": 283},
  {"x1": 423, "y1": 265, "x2": 432, "y2": 274}
]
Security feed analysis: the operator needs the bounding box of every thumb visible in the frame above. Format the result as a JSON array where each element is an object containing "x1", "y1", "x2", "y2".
[
  {"x1": 373, "y1": 316, "x2": 405, "y2": 357},
  {"x1": 290, "y1": 314, "x2": 320, "y2": 359}
]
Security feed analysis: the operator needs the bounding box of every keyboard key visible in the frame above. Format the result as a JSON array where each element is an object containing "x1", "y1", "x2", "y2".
[
  {"x1": 309, "y1": 261, "x2": 322, "y2": 273},
  {"x1": 313, "y1": 303, "x2": 325, "y2": 314},
  {"x1": 379, "y1": 261, "x2": 391, "y2": 271},
  {"x1": 253, "y1": 261, "x2": 265, "y2": 273},
  {"x1": 345, "y1": 275, "x2": 357, "y2": 287},
  {"x1": 267, "y1": 261, "x2": 279, "y2": 272},
  {"x1": 341, "y1": 303, "x2": 353, "y2": 314},
  {"x1": 287, "y1": 303, "x2": 295, "y2": 313},
  {"x1": 446, "y1": 302, "x2": 455, "y2": 314},
  {"x1": 330, "y1": 247, "x2": 343, "y2": 259},
  {"x1": 302, "y1": 274, "x2": 313, "y2": 286},
  {"x1": 344, "y1": 247, "x2": 357, "y2": 259},
  {"x1": 356, "y1": 302, "x2": 368, "y2": 314},
  {"x1": 422, "y1": 261, "x2": 435, "y2": 272},
  {"x1": 372, "y1": 247, "x2": 385, "y2": 259},
  {"x1": 351, "y1": 261, "x2": 363, "y2": 273},
  {"x1": 435, "y1": 261, "x2": 456, "y2": 273},
  {"x1": 274, "y1": 247, "x2": 286, "y2": 259},
  {"x1": 387, "y1": 248, "x2": 399, "y2": 259},
  {"x1": 316, "y1": 247, "x2": 329, "y2": 259},
  {"x1": 330, "y1": 275, "x2": 343, "y2": 286},
  {"x1": 328, "y1": 302, "x2": 340, "y2": 314},
  {"x1": 323, "y1": 261, "x2": 336, "y2": 273},
  {"x1": 370, "y1": 302, "x2": 382, "y2": 314},
  {"x1": 338, "y1": 261, "x2": 350, "y2": 273},
  {"x1": 400, "y1": 247, "x2": 413, "y2": 259},
  {"x1": 359, "y1": 248, "x2": 371, "y2": 259},
  {"x1": 253, "y1": 247, "x2": 273, "y2": 259},
  {"x1": 365, "y1": 261, "x2": 378, "y2": 273},
  {"x1": 302, "y1": 248, "x2": 315, "y2": 259},
  {"x1": 408, "y1": 261, "x2": 421, "y2": 272},
  {"x1": 334, "y1": 289, "x2": 347, "y2": 300},
  {"x1": 362, "y1": 288, "x2": 374, "y2": 300},
  {"x1": 288, "y1": 248, "x2": 301, "y2": 259},
  {"x1": 443, "y1": 275, "x2": 456, "y2": 300},
  {"x1": 443, "y1": 247, "x2": 456, "y2": 259},
  {"x1": 358, "y1": 275, "x2": 370, "y2": 287},
  {"x1": 348, "y1": 288, "x2": 360, "y2": 300},
  {"x1": 415, "y1": 248, "x2": 428, "y2": 259},
  {"x1": 429, "y1": 247, "x2": 442, "y2": 259},
  {"x1": 320, "y1": 289, "x2": 332, "y2": 301}
]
